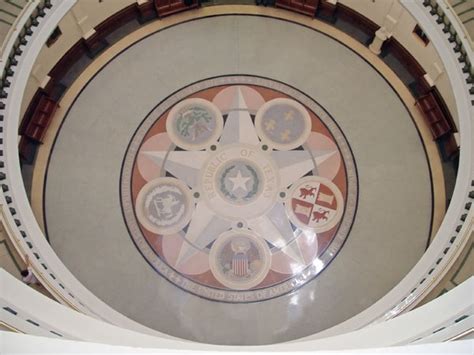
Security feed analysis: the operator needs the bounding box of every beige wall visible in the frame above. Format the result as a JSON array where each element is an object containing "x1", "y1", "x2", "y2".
[
  {"x1": 340, "y1": 0, "x2": 394, "y2": 26},
  {"x1": 339, "y1": 0, "x2": 458, "y2": 127},
  {"x1": 21, "y1": 0, "x2": 136, "y2": 117}
]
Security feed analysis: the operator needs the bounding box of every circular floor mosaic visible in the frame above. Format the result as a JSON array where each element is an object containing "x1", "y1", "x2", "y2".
[{"x1": 121, "y1": 76, "x2": 358, "y2": 302}]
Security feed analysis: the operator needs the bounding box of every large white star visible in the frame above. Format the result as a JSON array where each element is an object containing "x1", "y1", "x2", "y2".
[
  {"x1": 229, "y1": 170, "x2": 251, "y2": 192},
  {"x1": 141, "y1": 87, "x2": 338, "y2": 267}
]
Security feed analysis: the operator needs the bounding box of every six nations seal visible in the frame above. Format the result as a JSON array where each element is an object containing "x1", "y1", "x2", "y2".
[{"x1": 121, "y1": 76, "x2": 358, "y2": 302}]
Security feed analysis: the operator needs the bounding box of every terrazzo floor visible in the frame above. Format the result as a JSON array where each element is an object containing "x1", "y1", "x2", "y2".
[{"x1": 40, "y1": 11, "x2": 434, "y2": 345}]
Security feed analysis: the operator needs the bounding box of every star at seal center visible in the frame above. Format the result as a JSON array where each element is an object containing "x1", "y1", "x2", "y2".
[{"x1": 229, "y1": 170, "x2": 251, "y2": 192}]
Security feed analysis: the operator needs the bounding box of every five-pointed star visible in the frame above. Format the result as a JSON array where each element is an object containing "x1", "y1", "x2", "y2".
[
  {"x1": 141, "y1": 87, "x2": 338, "y2": 267},
  {"x1": 229, "y1": 170, "x2": 250, "y2": 192}
]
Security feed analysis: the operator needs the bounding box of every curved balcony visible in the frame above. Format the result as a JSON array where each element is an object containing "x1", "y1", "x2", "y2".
[{"x1": 0, "y1": 0, "x2": 472, "y2": 346}]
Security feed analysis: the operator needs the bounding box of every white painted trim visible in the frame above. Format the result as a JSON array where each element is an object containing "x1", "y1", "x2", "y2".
[{"x1": 82, "y1": 28, "x2": 96, "y2": 40}]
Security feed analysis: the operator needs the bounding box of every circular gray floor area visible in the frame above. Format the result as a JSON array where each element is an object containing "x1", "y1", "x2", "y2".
[{"x1": 44, "y1": 15, "x2": 432, "y2": 345}]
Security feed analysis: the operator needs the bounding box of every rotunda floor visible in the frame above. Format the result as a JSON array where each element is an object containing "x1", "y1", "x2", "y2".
[{"x1": 40, "y1": 12, "x2": 435, "y2": 345}]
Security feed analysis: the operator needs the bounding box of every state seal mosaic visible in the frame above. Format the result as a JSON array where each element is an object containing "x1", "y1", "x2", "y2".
[{"x1": 121, "y1": 76, "x2": 358, "y2": 302}]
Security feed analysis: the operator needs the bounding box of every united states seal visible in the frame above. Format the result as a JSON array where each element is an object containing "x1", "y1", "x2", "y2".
[{"x1": 209, "y1": 230, "x2": 271, "y2": 290}]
